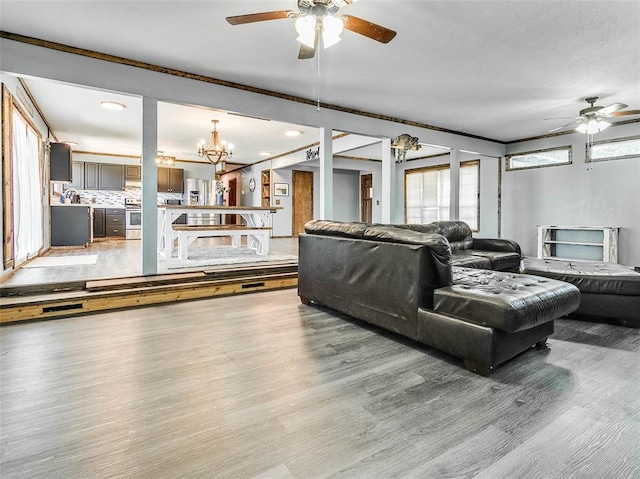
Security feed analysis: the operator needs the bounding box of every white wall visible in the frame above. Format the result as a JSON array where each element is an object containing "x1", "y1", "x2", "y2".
[
  {"x1": 332, "y1": 170, "x2": 360, "y2": 222},
  {"x1": 502, "y1": 122, "x2": 640, "y2": 266}
]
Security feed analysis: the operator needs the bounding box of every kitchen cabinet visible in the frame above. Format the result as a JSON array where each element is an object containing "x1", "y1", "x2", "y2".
[
  {"x1": 157, "y1": 167, "x2": 184, "y2": 193},
  {"x1": 93, "y1": 208, "x2": 106, "y2": 238},
  {"x1": 84, "y1": 162, "x2": 99, "y2": 189},
  {"x1": 93, "y1": 208, "x2": 125, "y2": 238},
  {"x1": 99, "y1": 164, "x2": 125, "y2": 190},
  {"x1": 66, "y1": 161, "x2": 124, "y2": 190},
  {"x1": 49, "y1": 142, "x2": 72, "y2": 182},
  {"x1": 50, "y1": 205, "x2": 91, "y2": 246},
  {"x1": 68, "y1": 161, "x2": 84, "y2": 189},
  {"x1": 125, "y1": 165, "x2": 141, "y2": 181}
]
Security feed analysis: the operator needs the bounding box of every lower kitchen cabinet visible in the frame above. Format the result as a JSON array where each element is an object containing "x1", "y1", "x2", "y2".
[
  {"x1": 105, "y1": 208, "x2": 126, "y2": 237},
  {"x1": 51, "y1": 206, "x2": 91, "y2": 246},
  {"x1": 93, "y1": 208, "x2": 125, "y2": 238},
  {"x1": 93, "y1": 208, "x2": 106, "y2": 238}
]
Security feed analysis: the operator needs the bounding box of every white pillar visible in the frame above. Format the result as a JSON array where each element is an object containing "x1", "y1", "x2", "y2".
[
  {"x1": 141, "y1": 96, "x2": 158, "y2": 275},
  {"x1": 319, "y1": 127, "x2": 333, "y2": 219},
  {"x1": 450, "y1": 148, "x2": 460, "y2": 220},
  {"x1": 381, "y1": 138, "x2": 393, "y2": 223}
]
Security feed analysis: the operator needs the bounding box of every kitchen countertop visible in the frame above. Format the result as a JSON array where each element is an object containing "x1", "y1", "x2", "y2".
[{"x1": 50, "y1": 203, "x2": 92, "y2": 207}]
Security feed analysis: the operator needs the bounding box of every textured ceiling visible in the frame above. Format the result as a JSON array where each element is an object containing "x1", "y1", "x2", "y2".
[{"x1": 1, "y1": 0, "x2": 639, "y2": 157}]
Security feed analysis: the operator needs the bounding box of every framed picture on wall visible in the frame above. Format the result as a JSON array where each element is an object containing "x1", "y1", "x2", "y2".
[{"x1": 274, "y1": 183, "x2": 289, "y2": 196}]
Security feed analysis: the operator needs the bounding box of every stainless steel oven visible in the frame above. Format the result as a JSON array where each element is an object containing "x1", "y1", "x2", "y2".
[{"x1": 125, "y1": 198, "x2": 142, "y2": 239}]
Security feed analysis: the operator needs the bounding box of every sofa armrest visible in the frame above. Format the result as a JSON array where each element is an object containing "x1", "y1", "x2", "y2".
[{"x1": 472, "y1": 237, "x2": 521, "y2": 256}]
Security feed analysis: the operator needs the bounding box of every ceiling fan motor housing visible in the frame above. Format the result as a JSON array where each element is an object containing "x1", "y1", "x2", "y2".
[{"x1": 298, "y1": 0, "x2": 341, "y2": 16}]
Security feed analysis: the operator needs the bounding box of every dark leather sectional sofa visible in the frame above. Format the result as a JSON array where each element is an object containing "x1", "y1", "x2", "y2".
[{"x1": 298, "y1": 220, "x2": 581, "y2": 376}]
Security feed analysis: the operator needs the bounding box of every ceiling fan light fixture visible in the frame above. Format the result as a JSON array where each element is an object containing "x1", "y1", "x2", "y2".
[
  {"x1": 575, "y1": 117, "x2": 611, "y2": 135},
  {"x1": 575, "y1": 123, "x2": 588, "y2": 134},
  {"x1": 295, "y1": 15, "x2": 316, "y2": 48},
  {"x1": 322, "y1": 15, "x2": 343, "y2": 48}
]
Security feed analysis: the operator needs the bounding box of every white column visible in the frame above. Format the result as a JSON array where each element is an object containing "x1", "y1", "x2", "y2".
[
  {"x1": 141, "y1": 96, "x2": 158, "y2": 275},
  {"x1": 449, "y1": 148, "x2": 460, "y2": 220},
  {"x1": 319, "y1": 127, "x2": 333, "y2": 219},
  {"x1": 381, "y1": 138, "x2": 393, "y2": 223}
]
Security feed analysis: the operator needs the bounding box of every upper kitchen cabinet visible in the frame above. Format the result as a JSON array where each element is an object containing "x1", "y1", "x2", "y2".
[
  {"x1": 66, "y1": 161, "x2": 124, "y2": 191},
  {"x1": 125, "y1": 165, "x2": 141, "y2": 181},
  {"x1": 84, "y1": 162, "x2": 99, "y2": 189},
  {"x1": 49, "y1": 142, "x2": 72, "y2": 182},
  {"x1": 157, "y1": 167, "x2": 184, "y2": 193},
  {"x1": 99, "y1": 164, "x2": 125, "y2": 190}
]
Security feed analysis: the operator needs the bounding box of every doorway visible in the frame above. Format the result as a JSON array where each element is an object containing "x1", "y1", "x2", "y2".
[
  {"x1": 361, "y1": 173, "x2": 372, "y2": 223},
  {"x1": 225, "y1": 178, "x2": 237, "y2": 225},
  {"x1": 292, "y1": 170, "x2": 313, "y2": 237}
]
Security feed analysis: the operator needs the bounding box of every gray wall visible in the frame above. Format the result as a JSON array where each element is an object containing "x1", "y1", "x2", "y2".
[{"x1": 502, "y1": 122, "x2": 640, "y2": 266}]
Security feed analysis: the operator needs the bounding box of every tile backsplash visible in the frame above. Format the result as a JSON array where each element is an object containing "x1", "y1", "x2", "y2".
[{"x1": 53, "y1": 186, "x2": 182, "y2": 206}]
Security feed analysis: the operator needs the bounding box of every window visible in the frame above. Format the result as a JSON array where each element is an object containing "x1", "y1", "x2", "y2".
[
  {"x1": 587, "y1": 135, "x2": 640, "y2": 163},
  {"x1": 505, "y1": 146, "x2": 572, "y2": 171},
  {"x1": 405, "y1": 160, "x2": 479, "y2": 230}
]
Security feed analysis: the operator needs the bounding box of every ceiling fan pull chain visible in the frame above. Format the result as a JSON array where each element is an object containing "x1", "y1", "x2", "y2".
[{"x1": 316, "y1": 44, "x2": 321, "y2": 112}]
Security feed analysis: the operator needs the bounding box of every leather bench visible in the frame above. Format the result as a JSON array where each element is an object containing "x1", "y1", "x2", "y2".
[{"x1": 521, "y1": 258, "x2": 640, "y2": 328}]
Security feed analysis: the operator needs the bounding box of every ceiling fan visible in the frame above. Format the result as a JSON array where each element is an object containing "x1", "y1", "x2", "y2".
[
  {"x1": 226, "y1": 0, "x2": 397, "y2": 60},
  {"x1": 548, "y1": 97, "x2": 640, "y2": 134}
]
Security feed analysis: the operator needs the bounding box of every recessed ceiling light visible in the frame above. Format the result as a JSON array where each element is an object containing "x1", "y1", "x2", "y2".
[
  {"x1": 285, "y1": 130, "x2": 302, "y2": 137},
  {"x1": 62, "y1": 141, "x2": 78, "y2": 147},
  {"x1": 100, "y1": 101, "x2": 127, "y2": 111},
  {"x1": 260, "y1": 151, "x2": 272, "y2": 156}
]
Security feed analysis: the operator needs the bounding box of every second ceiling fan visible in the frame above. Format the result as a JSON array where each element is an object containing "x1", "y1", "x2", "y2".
[{"x1": 226, "y1": 0, "x2": 397, "y2": 59}]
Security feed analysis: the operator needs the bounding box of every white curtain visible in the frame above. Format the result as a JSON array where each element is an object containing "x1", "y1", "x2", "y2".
[{"x1": 12, "y1": 110, "x2": 43, "y2": 265}]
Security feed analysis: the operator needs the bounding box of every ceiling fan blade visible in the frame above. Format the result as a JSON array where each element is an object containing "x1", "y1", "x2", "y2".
[
  {"x1": 226, "y1": 10, "x2": 293, "y2": 25},
  {"x1": 341, "y1": 15, "x2": 397, "y2": 44},
  {"x1": 544, "y1": 116, "x2": 580, "y2": 120},
  {"x1": 548, "y1": 120, "x2": 581, "y2": 133},
  {"x1": 611, "y1": 109, "x2": 640, "y2": 117},
  {"x1": 298, "y1": 30, "x2": 318, "y2": 60},
  {"x1": 597, "y1": 102, "x2": 628, "y2": 116}
]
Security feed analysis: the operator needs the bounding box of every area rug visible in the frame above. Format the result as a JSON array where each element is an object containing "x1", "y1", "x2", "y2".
[
  {"x1": 23, "y1": 255, "x2": 99, "y2": 268},
  {"x1": 161, "y1": 246, "x2": 297, "y2": 270}
]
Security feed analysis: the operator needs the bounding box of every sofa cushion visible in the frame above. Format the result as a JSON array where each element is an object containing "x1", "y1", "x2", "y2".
[
  {"x1": 450, "y1": 252, "x2": 492, "y2": 269},
  {"x1": 304, "y1": 220, "x2": 368, "y2": 238},
  {"x1": 433, "y1": 267, "x2": 581, "y2": 333},
  {"x1": 364, "y1": 225, "x2": 453, "y2": 286},
  {"x1": 431, "y1": 221, "x2": 473, "y2": 251},
  {"x1": 470, "y1": 250, "x2": 521, "y2": 272}
]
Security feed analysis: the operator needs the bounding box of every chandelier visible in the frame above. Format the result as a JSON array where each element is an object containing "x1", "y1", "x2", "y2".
[{"x1": 198, "y1": 120, "x2": 233, "y2": 167}]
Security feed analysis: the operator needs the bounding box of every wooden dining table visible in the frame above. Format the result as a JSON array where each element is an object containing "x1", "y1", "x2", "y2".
[{"x1": 157, "y1": 205, "x2": 281, "y2": 259}]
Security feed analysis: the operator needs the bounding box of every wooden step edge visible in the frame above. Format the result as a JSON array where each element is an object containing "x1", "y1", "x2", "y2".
[
  {"x1": 2, "y1": 272, "x2": 299, "y2": 308},
  {"x1": 1, "y1": 275, "x2": 299, "y2": 323}
]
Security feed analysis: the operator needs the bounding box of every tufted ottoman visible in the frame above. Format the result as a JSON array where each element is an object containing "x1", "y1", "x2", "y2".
[
  {"x1": 521, "y1": 258, "x2": 640, "y2": 327},
  {"x1": 417, "y1": 267, "x2": 581, "y2": 375}
]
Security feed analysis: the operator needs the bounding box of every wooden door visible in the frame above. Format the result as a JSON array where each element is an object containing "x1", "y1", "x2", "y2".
[
  {"x1": 226, "y1": 178, "x2": 237, "y2": 225},
  {"x1": 292, "y1": 170, "x2": 313, "y2": 237},
  {"x1": 361, "y1": 173, "x2": 372, "y2": 223}
]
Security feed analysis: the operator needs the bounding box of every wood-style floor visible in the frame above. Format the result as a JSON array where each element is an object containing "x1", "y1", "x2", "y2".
[
  {"x1": 1, "y1": 237, "x2": 299, "y2": 288},
  {"x1": 1, "y1": 289, "x2": 638, "y2": 478}
]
